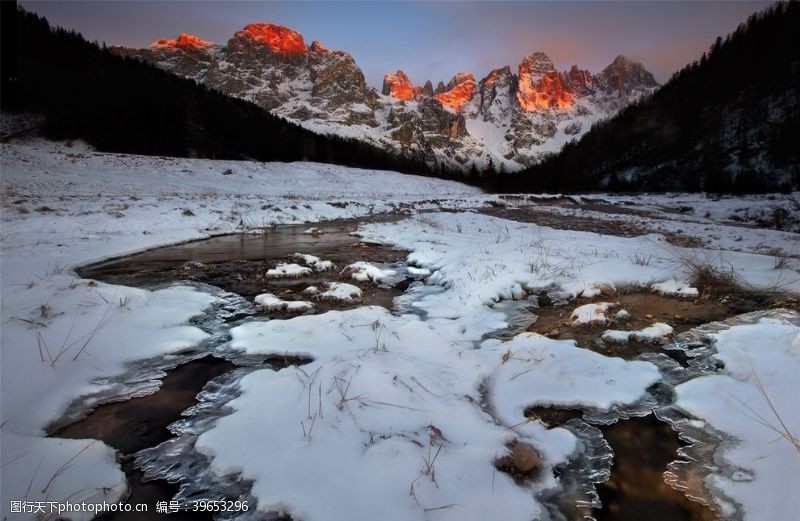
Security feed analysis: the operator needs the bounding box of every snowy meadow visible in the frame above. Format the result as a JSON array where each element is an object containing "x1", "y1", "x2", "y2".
[{"x1": 2, "y1": 138, "x2": 799, "y2": 521}]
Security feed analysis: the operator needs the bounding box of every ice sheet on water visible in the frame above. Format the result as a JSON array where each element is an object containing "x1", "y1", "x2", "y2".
[{"x1": 46, "y1": 283, "x2": 252, "y2": 433}]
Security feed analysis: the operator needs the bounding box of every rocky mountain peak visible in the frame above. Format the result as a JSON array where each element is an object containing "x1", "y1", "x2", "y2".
[
  {"x1": 519, "y1": 52, "x2": 556, "y2": 79},
  {"x1": 382, "y1": 70, "x2": 415, "y2": 101},
  {"x1": 435, "y1": 73, "x2": 476, "y2": 111},
  {"x1": 480, "y1": 66, "x2": 514, "y2": 96},
  {"x1": 517, "y1": 52, "x2": 573, "y2": 111},
  {"x1": 561, "y1": 65, "x2": 594, "y2": 96},
  {"x1": 151, "y1": 33, "x2": 213, "y2": 52},
  {"x1": 234, "y1": 23, "x2": 308, "y2": 58},
  {"x1": 420, "y1": 80, "x2": 434, "y2": 98},
  {"x1": 596, "y1": 55, "x2": 658, "y2": 94},
  {"x1": 310, "y1": 40, "x2": 329, "y2": 54},
  {"x1": 476, "y1": 66, "x2": 516, "y2": 119}
]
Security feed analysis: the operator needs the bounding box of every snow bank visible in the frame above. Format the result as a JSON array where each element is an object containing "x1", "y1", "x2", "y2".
[
  {"x1": 357, "y1": 212, "x2": 795, "y2": 341},
  {"x1": 674, "y1": 317, "x2": 800, "y2": 520},
  {"x1": 0, "y1": 277, "x2": 214, "y2": 517}
]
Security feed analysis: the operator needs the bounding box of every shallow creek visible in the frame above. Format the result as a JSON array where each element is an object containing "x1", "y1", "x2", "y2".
[{"x1": 51, "y1": 220, "x2": 787, "y2": 521}]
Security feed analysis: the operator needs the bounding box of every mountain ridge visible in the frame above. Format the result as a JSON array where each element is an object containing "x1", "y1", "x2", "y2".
[{"x1": 113, "y1": 22, "x2": 658, "y2": 173}]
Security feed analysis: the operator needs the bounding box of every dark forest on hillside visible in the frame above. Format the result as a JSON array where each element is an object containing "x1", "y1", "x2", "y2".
[
  {"x1": 498, "y1": 1, "x2": 800, "y2": 194},
  {"x1": 0, "y1": 4, "x2": 472, "y2": 184}
]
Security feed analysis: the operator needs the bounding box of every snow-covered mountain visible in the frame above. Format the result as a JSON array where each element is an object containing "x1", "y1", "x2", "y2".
[{"x1": 114, "y1": 23, "x2": 658, "y2": 171}]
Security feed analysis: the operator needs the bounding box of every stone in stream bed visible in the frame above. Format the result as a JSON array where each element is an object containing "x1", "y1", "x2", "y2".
[{"x1": 495, "y1": 441, "x2": 543, "y2": 478}]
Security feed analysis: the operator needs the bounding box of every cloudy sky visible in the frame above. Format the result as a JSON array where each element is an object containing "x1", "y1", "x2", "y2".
[{"x1": 22, "y1": 1, "x2": 771, "y2": 87}]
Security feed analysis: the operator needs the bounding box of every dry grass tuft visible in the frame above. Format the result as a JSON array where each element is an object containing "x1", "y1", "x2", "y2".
[
  {"x1": 679, "y1": 255, "x2": 742, "y2": 295},
  {"x1": 730, "y1": 361, "x2": 800, "y2": 454}
]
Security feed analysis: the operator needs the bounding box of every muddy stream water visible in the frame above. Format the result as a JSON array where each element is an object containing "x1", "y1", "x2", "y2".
[{"x1": 51, "y1": 219, "x2": 787, "y2": 521}]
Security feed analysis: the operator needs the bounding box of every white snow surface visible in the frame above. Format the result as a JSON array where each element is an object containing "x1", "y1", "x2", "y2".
[
  {"x1": 212, "y1": 306, "x2": 582, "y2": 521},
  {"x1": 602, "y1": 323, "x2": 674, "y2": 343},
  {"x1": 293, "y1": 253, "x2": 334, "y2": 271},
  {"x1": 674, "y1": 317, "x2": 800, "y2": 520},
  {"x1": 357, "y1": 212, "x2": 798, "y2": 341},
  {"x1": 2, "y1": 138, "x2": 799, "y2": 520},
  {"x1": 343, "y1": 261, "x2": 395, "y2": 282},
  {"x1": 487, "y1": 332, "x2": 661, "y2": 423},
  {"x1": 570, "y1": 302, "x2": 616, "y2": 326},
  {"x1": 0, "y1": 140, "x2": 480, "y2": 519},
  {"x1": 318, "y1": 282, "x2": 362, "y2": 302},
  {"x1": 266, "y1": 262, "x2": 313, "y2": 278},
  {"x1": 254, "y1": 293, "x2": 314, "y2": 313},
  {"x1": 651, "y1": 279, "x2": 700, "y2": 298}
]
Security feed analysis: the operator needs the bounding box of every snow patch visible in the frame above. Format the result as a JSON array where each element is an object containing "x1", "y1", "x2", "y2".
[
  {"x1": 254, "y1": 293, "x2": 314, "y2": 313},
  {"x1": 343, "y1": 261, "x2": 396, "y2": 283},
  {"x1": 570, "y1": 302, "x2": 616, "y2": 326},
  {"x1": 318, "y1": 282, "x2": 362, "y2": 302},
  {"x1": 293, "y1": 253, "x2": 333, "y2": 271},
  {"x1": 489, "y1": 333, "x2": 662, "y2": 423},
  {"x1": 266, "y1": 263, "x2": 312, "y2": 278},
  {"x1": 602, "y1": 323, "x2": 674, "y2": 343},
  {"x1": 651, "y1": 279, "x2": 700, "y2": 298}
]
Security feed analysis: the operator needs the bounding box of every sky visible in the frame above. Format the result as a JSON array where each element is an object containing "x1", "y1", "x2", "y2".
[{"x1": 22, "y1": 1, "x2": 772, "y2": 87}]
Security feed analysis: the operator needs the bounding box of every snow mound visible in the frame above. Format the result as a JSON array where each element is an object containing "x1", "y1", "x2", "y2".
[
  {"x1": 266, "y1": 262, "x2": 312, "y2": 278},
  {"x1": 318, "y1": 282, "x2": 362, "y2": 302},
  {"x1": 406, "y1": 266, "x2": 431, "y2": 278},
  {"x1": 254, "y1": 293, "x2": 314, "y2": 313},
  {"x1": 293, "y1": 253, "x2": 333, "y2": 271},
  {"x1": 651, "y1": 279, "x2": 699, "y2": 298},
  {"x1": 602, "y1": 323, "x2": 674, "y2": 343},
  {"x1": 614, "y1": 309, "x2": 631, "y2": 320},
  {"x1": 342, "y1": 261, "x2": 396, "y2": 282},
  {"x1": 570, "y1": 302, "x2": 616, "y2": 326}
]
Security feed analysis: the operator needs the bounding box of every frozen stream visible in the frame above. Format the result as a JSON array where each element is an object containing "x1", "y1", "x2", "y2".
[{"x1": 51, "y1": 221, "x2": 790, "y2": 521}]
